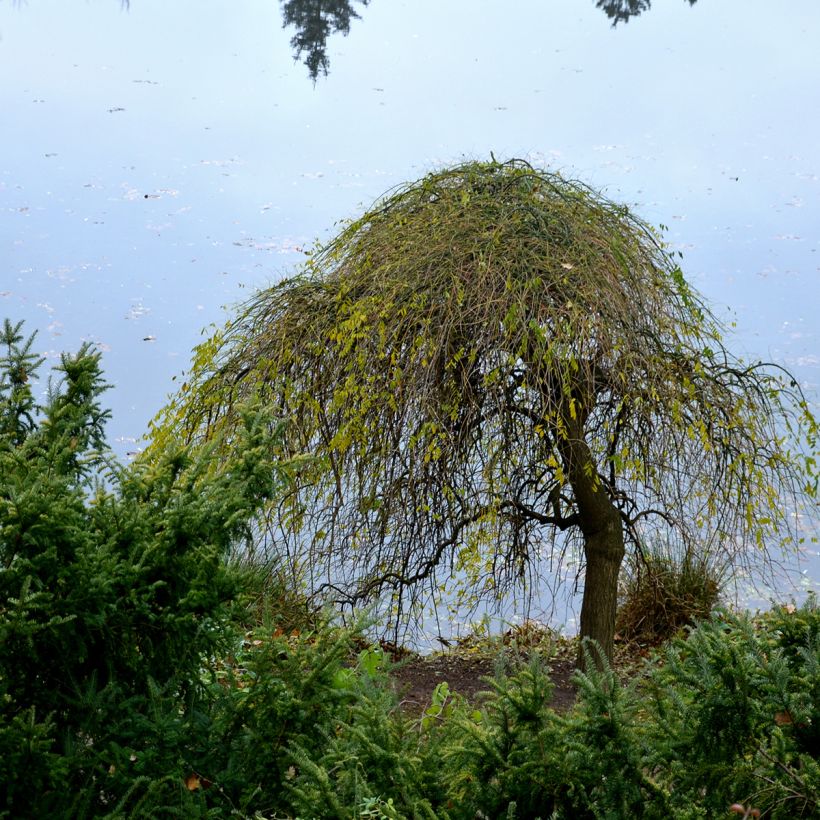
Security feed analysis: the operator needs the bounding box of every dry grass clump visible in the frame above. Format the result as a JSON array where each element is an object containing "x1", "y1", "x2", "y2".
[{"x1": 617, "y1": 543, "x2": 723, "y2": 645}]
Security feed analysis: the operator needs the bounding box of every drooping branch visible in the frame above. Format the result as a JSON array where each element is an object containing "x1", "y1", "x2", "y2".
[
  {"x1": 150, "y1": 158, "x2": 818, "y2": 651},
  {"x1": 317, "y1": 506, "x2": 494, "y2": 605},
  {"x1": 500, "y1": 497, "x2": 580, "y2": 531}
]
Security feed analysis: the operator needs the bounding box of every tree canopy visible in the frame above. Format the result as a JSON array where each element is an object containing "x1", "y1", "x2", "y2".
[{"x1": 154, "y1": 159, "x2": 818, "y2": 661}]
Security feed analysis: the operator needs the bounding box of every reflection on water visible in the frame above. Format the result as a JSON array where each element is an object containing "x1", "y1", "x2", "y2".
[
  {"x1": 99, "y1": 0, "x2": 370, "y2": 81},
  {"x1": 281, "y1": 0, "x2": 704, "y2": 78},
  {"x1": 37, "y1": 0, "x2": 700, "y2": 81},
  {"x1": 597, "y1": 0, "x2": 697, "y2": 26},
  {"x1": 282, "y1": 0, "x2": 370, "y2": 80},
  {"x1": 281, "y1": 0, "x2": 702, "y2": 78}
]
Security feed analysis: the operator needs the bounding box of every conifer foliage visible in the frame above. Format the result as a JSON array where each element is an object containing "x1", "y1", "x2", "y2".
[{"x1": 0, "y1": 320, "x2": 288, "y2": 816}]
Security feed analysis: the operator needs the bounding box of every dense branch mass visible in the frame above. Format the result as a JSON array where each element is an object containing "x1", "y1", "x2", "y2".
[{"x1": 153, "y1": 159, "x2": 818, "y2": 660}]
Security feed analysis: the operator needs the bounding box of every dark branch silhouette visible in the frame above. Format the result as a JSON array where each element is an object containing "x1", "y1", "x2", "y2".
[
  {"x1": 281, "y1": 0, "x2": 370, "y2": 80},
  {"x1": 32, "y1": 1, "x2": 698, "y2": 78},
  {"x1": 596, "y1": 0, "x2": 697, "y2": 26}
]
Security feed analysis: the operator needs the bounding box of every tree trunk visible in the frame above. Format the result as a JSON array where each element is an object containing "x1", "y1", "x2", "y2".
[
  {"x1": 557, "y1": 430, "x2": 625, "y2": 669},
  {"x1": 577, "y1": 507, "x2": 624, "y2": 668}
]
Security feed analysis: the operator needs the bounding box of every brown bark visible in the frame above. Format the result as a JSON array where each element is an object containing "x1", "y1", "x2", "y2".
[
  {"x1": 577, "y1": 509, "x2": 624, "y2": 668},
  {"x1": 557, "y1": 429, "x2": 625, "y2": 669}
]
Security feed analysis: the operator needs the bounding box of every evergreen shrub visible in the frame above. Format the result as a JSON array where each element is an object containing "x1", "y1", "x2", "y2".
[
  {"x1": 0, "y1": 320, "x2": 289, "y2": 817},
  {"x1": 647, "y1": 606, "x2": 819, "y2": 818},
  {"x1": 285, "y1": 646, "x2": 449, "y2": 819}
]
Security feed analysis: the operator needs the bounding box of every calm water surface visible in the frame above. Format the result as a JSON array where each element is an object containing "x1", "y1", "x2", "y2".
[{"x1": 2, "y1": 0, "x2": 818, "y2": 634}]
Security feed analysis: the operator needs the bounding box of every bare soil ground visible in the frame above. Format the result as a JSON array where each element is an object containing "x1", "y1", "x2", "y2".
[
  {"x1": 377, "y1": 623, "x2": 649, "y2": 714},
  {"x1": 390, "y1": 649, "x2": 579, "y2": 713}
]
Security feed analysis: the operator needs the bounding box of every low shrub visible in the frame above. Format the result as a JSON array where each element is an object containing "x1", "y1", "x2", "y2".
[
  {"x1": 441, "y1": 650, "x2": 675, "y2": 819},
  {"x1": 646, "y1": 605, "x2": 819, "y2": 818},
  {"x1": 285, "y1": 612, "x2": 819, "y2": 819},
  {"x1": 285, "y1": 646, "x2": 449, "y2": 819},
  {"x1": 762, "y1": 595, "x2": 819, "y2": 759},
  {"x1": 200, "y1": 622, "x2": 362, "y2": 816},
  {"x1": 0, "y1": 321, "x2": 291, "y2": 817}
]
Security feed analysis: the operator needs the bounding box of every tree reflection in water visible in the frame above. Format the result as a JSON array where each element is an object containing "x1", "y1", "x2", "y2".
[
  {"x1": 281, "y1": 0, "x2": 370, "y2": 80},
  {"x1": 115, "y1": 1, "x2": 700, "y2": 80},
  {"x1": 281, "y1": 0, "x2": 700, "y2": 80},
  {"x1": 596, "y1": 0, "x2": 698, "y2": 26}
]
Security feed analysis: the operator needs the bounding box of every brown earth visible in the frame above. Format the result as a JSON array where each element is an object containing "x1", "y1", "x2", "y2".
[
  {"x1": 359, "y1": 623, "x2": 652, "y2": 715},
  {"x1": 389, "y1": 649, "x2": 579, "y2": 714},
  {"x1": 372, "y1": 621, "x2": 642, "y2": 714}
]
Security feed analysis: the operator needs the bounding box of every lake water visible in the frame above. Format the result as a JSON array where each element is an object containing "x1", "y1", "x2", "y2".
[{"x1": 2, "y1": 0, "x2": 818, "y2": 638}]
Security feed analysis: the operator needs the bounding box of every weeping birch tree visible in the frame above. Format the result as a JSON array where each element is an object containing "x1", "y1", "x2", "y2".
[{"x1": 153, "y1": 159, "x2": 818, "y2": 663}]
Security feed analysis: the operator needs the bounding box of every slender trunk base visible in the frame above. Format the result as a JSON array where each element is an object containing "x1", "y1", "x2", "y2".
[
  {"x1": 555, "y1": 423, "x2": 626, "y2": 670},
  {"x1": 578, "y1": 518, "x2": 625, "y2": 670}
]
